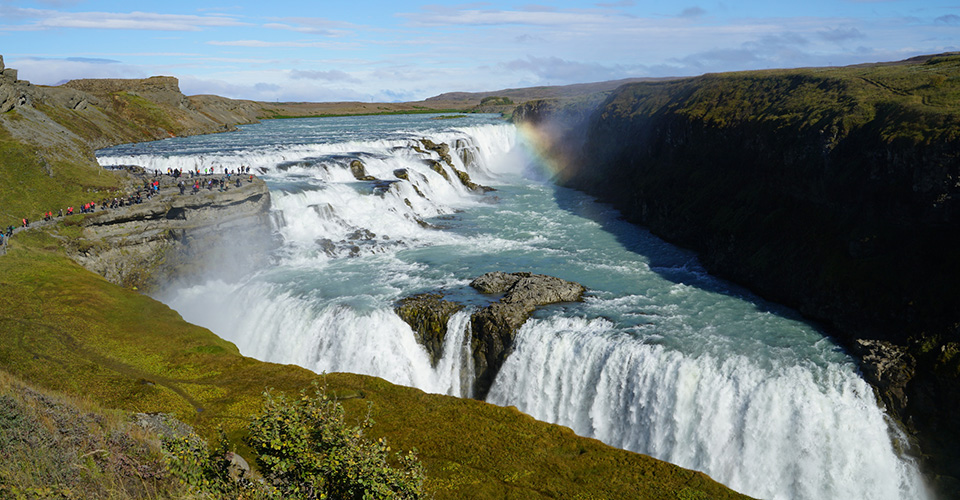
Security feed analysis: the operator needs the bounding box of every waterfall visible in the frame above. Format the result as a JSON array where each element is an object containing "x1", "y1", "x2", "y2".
[
  {"x1": 486, "y1": 316, "x2": 927, "y2": 500},
  {"x1": 100, "y1": 115, "x2": 929, "y2": 500}
]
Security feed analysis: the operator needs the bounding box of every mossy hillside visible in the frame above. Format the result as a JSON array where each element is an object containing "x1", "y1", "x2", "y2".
[
  {"x1": 0, "y1": 231, "x2": 751, "y2": 500},
  {"x1": 0, "y1": 126, "x2": 120, "y2": 225},
  {"x1": 0, "y1": 368, "x2": 192, "y2": 499}
]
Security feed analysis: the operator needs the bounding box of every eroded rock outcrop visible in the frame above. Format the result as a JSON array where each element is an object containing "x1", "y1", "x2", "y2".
[
  {"x1": 68, "y1": 178, "x2": 276, "y2": 291},
  {"x1": 469, "y1": 272, "x2": 586, "y2": 398},
  {"x1": 416, "y1": 139, "x2": 495, "y2": 193},
  {"x1": 395, "y1": 294, "x2": 465, "y2": 366},
  {"x1": 350, "y1": 159, "x2": 377, "y2": 181},
  {"x1": 395, "y1": 271, "x2": 585, "y2": 399},
  {"x1": 0, "y1": 56, "x2": 32, "y2": 113}
]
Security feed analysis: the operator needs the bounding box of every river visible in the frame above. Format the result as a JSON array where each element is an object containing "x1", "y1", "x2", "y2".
[{"x1": 97, "y1": 113, "x2": 929, "y2": 500}]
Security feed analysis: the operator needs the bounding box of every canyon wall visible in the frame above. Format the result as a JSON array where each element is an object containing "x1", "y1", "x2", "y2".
[{"x1": 516, "y1": 54, "x2": 960, "y2": 496}]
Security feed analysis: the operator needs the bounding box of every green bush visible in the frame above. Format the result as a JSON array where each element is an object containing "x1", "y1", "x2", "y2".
[
  {"x1": 246, "y1": 384, "x2": 426, "y2": 500},
  {"x1": 159, "y1": 384, "x2": 426, "y2": 500}
]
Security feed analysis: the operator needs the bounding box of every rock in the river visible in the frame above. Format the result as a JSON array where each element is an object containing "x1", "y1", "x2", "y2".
[
  {"x1": 417, "y1": 139, "x2": 494, "y2": 193},
  {"x1": 470, "y1": 271, "x2": 586, "y2": 306},
  {"x1": 469, "y1": 272, "x2": 585, "y2": 398},
  {"x1": 395, "y1": 294, "x2": 465, "y2": 367},
  {"x1": 394, "y1": 271, "x2": 585, "y2": 398},
  {"x1": 349, "y1": 159, "x2": 377, "y2": 181},
  {"x1": 470, "y1": 271, "x2": 522, "y2": 294}
]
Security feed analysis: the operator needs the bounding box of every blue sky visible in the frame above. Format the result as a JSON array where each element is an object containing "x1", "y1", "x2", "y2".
[{"x1": 0, "y1": 1, "x2": 957, "y2": 102}]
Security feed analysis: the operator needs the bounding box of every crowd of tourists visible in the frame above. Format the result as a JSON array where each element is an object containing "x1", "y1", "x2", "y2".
[{"x1": 2, "y1": 166, "x2": 257, "y2": 250}]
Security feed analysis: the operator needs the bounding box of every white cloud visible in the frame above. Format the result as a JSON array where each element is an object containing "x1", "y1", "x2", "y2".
[
  {"x1": 207, "y1": 39, "x2": 337, "y2": 48},
  {"x1": 499, "y1": 55, "x2": 632, "y2": 84},
  {"x1": 818, "y1": 27, "x2": 866, "y2": 42},
  {"x1": 679, "y1": 7, "x2": 706, "y2": 18},
  {"x1": 0, "y1": 7, "x2": 246, "y2": 32},
  {"x1": 398, "y1": 7, "x2": 618, "y2": 27}
]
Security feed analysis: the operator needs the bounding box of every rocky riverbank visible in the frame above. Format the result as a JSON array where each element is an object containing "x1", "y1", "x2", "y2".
[
  {"x1": 66, "y1": 173, "x2": 275, "y2": 292},
  {"x1": 513, "y1": 53, "x2": 960, "y2": 497}
]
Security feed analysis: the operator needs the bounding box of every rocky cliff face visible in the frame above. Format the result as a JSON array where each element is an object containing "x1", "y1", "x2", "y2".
[
  {"x1": 515, "y1": 55, "x2": 960, "y2": 497},
  {"x1": 68, "y1": 178, "x2": 275, "y2": 292}
]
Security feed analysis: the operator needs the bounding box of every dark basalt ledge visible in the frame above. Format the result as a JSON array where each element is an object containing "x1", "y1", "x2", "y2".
[
  {"x1": 395, "y1": 293, "x2": 465, "y2": 367},
  {"x1": 395, "y1": 271, "x2": 586, "y2": 399}
]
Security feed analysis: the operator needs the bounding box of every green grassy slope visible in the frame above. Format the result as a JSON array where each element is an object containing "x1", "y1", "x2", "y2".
[
  {"x1": 0, "y1": 230, "x2": 750, "y2": 499},
  {"x1": 0, "y1": 369, "x2": 192, "y2": 499},
  {"x1": 0, "y1": 126, "x2": 120, "y2": 224}
]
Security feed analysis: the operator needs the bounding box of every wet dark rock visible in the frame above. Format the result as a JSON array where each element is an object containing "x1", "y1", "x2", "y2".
[
  {"x1": 393, "y1": 168, "x2": 409, "y2": 180},
  {"x1": 394, "y1": 271, "x2": 585, "y2": 399},
  {"x1": 316, "y1": 238, "x2": 337, "y2": 256},
  {"x1": 428, "y1": 160, "x2": 450, "y2": 180},
  {"x1": 853, "y1": 339, "x2": 916, "y2": 420},
  {"x1": 469, "y1": 272, "x2": 586, "y2": 398},
  {"x1": 371, "y1": 179, "x2": 397, "y2": 195},
  {"x1": 419, "y1": 138, "x2": 452, "y2": 166},
  {"x1": 349, "y1": 159, "x2": 377, "y2": 181},
  {"x1": 417, "y1": 139, "x2": 494, "y2": 193},
  {"x1": 453, "y1": 168, "x2": 496, "y2": 193},
  {"x1": 454, "y1": 139, "x2": 477, "y2": 168},
  {"x1": 347, "y1": 228, "x2": 376, "y2": 241},
  {"x1": 395, "y1": 294, "x2": 465, "y2": 367}
]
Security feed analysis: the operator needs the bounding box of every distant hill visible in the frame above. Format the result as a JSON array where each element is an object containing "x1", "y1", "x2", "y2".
[{"x1": 423, "y1": 77, "x2": 680, "y2": 105}]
